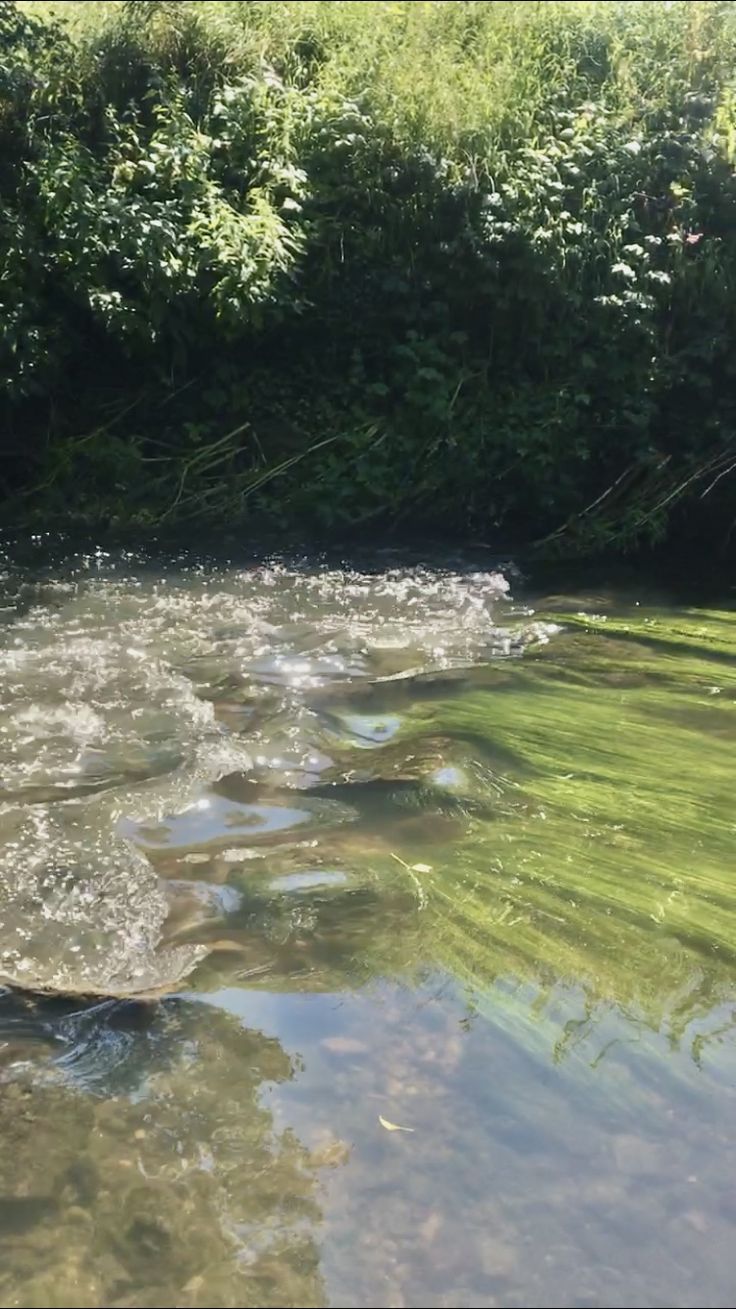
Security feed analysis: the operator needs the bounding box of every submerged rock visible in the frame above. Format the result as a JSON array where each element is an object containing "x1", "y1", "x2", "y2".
[{"x1": 0, "y1": 941, "x2": 207, "y2": 1002}]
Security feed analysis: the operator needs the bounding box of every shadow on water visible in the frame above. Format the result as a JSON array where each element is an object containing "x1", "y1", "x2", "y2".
[{"x1": 2, "y1": 545, "x2": 736, "y2": 1305}]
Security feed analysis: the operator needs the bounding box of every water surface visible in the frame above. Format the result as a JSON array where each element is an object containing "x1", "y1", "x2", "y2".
[{"x1": 1, "y1": 543, "x2": 735, "y2": 1307}]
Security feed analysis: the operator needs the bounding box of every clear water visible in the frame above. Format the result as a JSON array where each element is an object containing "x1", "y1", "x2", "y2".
[{"x1": 1, "y1": 541, "x2": 736, "y2": 1307}]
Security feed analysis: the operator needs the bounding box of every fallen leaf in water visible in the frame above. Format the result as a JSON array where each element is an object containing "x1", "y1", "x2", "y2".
[
  {"x1": 410, "y1": 863, "x2": 432, "y2": 873},
  {"x1": 379, "y1": 1115, "x2": 414, "y2": 1133}
]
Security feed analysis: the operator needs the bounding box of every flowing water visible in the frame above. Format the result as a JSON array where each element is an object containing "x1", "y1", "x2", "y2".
[{"x1": 1, "y1": 540, "x2": 736, "y2": 1308}]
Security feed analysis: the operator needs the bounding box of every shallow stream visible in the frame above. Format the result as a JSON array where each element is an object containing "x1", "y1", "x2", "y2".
[{"x1": 1, "y1": 542, "x2": 735, "y2": 1307}]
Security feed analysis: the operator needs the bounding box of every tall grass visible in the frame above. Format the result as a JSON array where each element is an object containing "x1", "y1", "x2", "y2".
[{"x1": 22, "y1": 1, "x2": 736, "y2": 149}]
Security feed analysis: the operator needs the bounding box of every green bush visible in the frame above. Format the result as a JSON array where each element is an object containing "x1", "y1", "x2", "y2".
[{"x1": 2, "y1": 0, "x2": 736, "y2": 551}]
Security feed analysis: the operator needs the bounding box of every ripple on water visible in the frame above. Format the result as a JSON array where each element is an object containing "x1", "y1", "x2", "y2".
[
  {"x1": 122, "y1": 792, "x2": 357, "y2": 853},
  {"x1": 267, "y1": 870, "x2": 351, "y2": 894},
  {"x1": 4, "y1": 544, "x2": 736, "y2": 1306},
  {"x1": 0, "y1": 552, "x2": 534, "y2": 996}
]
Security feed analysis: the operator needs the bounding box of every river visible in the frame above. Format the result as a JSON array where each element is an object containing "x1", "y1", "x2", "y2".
[{"x1": 1, "y1": 539, "x2": 735, "y2": 1307}]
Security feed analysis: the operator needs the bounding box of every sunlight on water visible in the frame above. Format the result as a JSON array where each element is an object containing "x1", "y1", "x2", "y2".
[{"x1": 1, "y1": 540, "x2": 736, "y2": 1306}]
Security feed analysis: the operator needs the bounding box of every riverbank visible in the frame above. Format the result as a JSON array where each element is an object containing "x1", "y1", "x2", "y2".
[{"x1": 3, "y1": 1, "x2": 736, "y2": 555}]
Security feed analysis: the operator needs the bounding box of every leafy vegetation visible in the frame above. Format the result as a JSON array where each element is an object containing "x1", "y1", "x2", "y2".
[{"x1": 3, "y1": 0, "x2": 736, "y2": 550}]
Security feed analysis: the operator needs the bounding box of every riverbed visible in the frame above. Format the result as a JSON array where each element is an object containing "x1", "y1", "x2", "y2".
[{"x1": 1, "y1": 540, "x2": 735, "y2": 1307}]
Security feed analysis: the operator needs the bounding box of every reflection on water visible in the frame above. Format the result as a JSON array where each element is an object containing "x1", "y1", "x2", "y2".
[
  {"x1": 0, "y1": 996, "x2": 327, "y2": 1307},
  {"x1": 1, "y1": 542, "x2": 736, "y2": 1305}
]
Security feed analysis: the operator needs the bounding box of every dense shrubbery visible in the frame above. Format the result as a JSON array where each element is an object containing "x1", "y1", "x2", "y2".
[{"x1": 2, "y1": 0, "x2": 736, "y2": 551}]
